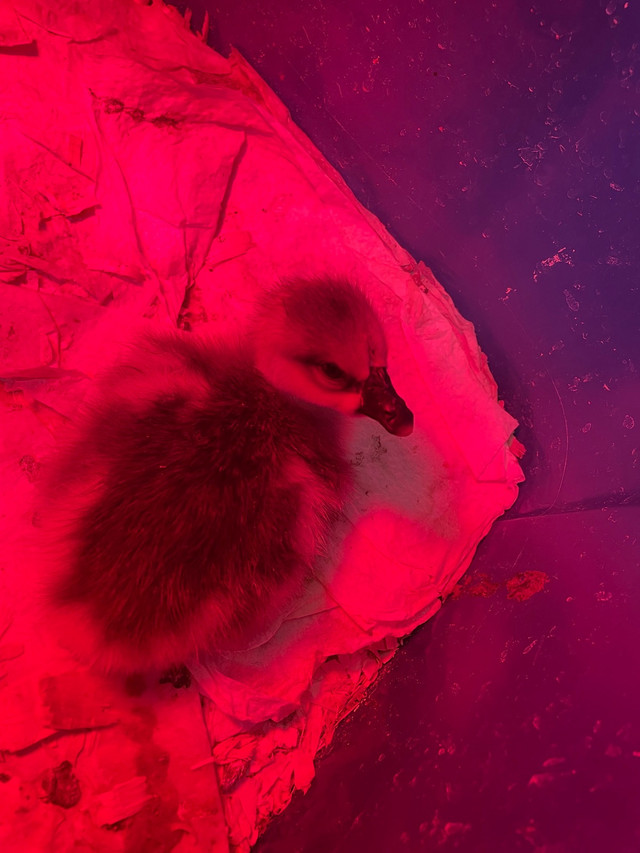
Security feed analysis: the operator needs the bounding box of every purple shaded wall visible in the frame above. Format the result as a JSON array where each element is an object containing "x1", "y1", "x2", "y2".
[{"x1": 179, "y1": 1, "x2": 639, "y2": 848}]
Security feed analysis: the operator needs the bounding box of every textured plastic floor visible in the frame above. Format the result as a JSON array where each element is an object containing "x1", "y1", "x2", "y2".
[
  {"x1": 184, "y1": 0, "x2": 640, "y2": 849},
  {"x1": 258, "y1": 507, "x2": 640, "y2": 852}
]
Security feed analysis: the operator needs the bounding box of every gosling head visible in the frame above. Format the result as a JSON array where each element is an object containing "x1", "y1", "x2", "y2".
[{"x1": 251, "y1": 278, "x2": 413, "y2": 436}]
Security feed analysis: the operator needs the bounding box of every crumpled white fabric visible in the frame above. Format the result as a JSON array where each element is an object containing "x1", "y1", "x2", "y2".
[{"x1": 0, "y1": 1, "x2": 523, "y2": 850}]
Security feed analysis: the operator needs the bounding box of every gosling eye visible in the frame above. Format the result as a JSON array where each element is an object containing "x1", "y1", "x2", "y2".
[{"x1": 319, "y1": 362, "x2": 348, "y2": 382}]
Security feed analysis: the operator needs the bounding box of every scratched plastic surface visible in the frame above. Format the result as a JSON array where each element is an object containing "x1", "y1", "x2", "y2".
[
  {"x1": 182, "y1": 0, "x2": 639, "y2": 849},
  {"x1": 257, "y1": 508, "x2": 640, "y2": 853}
]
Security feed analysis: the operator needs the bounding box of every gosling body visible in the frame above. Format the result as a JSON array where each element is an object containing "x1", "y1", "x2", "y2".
[{"x1": 40, "y1": 279, "x2": 413, "y2": 672}]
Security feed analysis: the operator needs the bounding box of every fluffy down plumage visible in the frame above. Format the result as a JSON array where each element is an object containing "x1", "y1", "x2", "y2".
[{"x1": 38, "y1": 279, "x2": 412, "y2": 673}]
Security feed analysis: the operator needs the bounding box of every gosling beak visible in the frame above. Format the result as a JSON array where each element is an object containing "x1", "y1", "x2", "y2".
[{"x1": 358, "y1": 367, "x2": 414, "y2": 436}]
